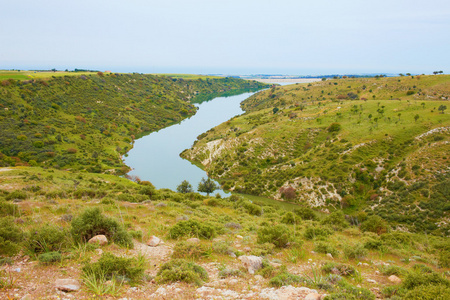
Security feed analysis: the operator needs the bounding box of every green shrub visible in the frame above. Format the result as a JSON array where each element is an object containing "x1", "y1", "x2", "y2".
[
  {"x1": 281, "y1": 212, "x2": 298, "y2": 224},
  {"x1": 26, "y1": 224, "x2": 69, "y2": 254},
  {"x1": 269, "y1": 271, "x2": 303, "y2": 287},
  {"x1": 342, "y1": 243, "x2": 367, "y2": 260},
  {"x1": 251, "y1": 242, "x2": 276, "y2": 256},
  {"x1": 82, "y1": 252, "x2": 145, "y2": 284},
  {"x1": 402, "y1": 269, "x2": 449, "y2": 290},
  {"x1": 294, "y1": 206, "x2": 318, "y2": 221},
  {"x1": 360, "y1": 215, "x2": 389, "y2": 235},
  {"x1": 0, "y1": 201, "x2": 19, "y2": 217},
  {"x1": 314, "y1": 241, "x2": 339, "y2": 257},
  {"x1": 218, "y1": 268, "x2": 244, "y2": 278},
  {"x1": 321, "y1": 211, "x2": 349, "y2": 230},
  {"x1": 381, "y1": 232, "x2": 414, "y2": 249},
  {"x1": 5, "y1": 190, "x2": 27, "y2": 201},
  {"x1": 168, "y1": 219, "x2": 216, "y2": 240},
  {"x1": 172, "y1": 241, "x2": 211, "y2": 259},
  {"x1": 327, "y1": 122, "x2": 342, "y2": 133},
  {"x1": 156, "y1": 259, "x2": 208, "y2": 286},
  {"x1": 304, "y1": 225, "x2": 333, "y2": 240},
  {"x1": 324, "y1": 293, "x2": 357, "y2": 300},
  {"x1": 38, "y1": 251, "x2": 62, "y2": 264},
  {"x1": 71, "y1": 207, "x2": 133, "y2": 248},
  {"x1": 322, "y1": 262, "x2": 356, "y2": 276},
  {"x1": 403, "y1": 284, "x2": 450, "y2": 299},
  {"x1": 0, "y1": 217, "x2": 24, "y2": 256},
  {"x1": 256, "y1": 259, "x2": 278, "y2": 278},
  {"x1": 257, "y1": 224, "x2": 290, "y2": 248},
  {"x1": 379, "y1": 265, "x2": 408, "y2": 276},
  {"x1": 363, "y1": 237, "x2": 382, "y2": 250}
]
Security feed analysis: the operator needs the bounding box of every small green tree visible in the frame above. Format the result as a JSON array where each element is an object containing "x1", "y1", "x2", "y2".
[
  {"x1": 414, "y1": 114, "x2": 420, "y2": 122},
  {"x1": 438, "y1": 105, "x2": 447, "y2": 114},
  {"x1": 197, "y1": 177, "x2": 218, "y2": 196},
  {"x1": 177, "y1": 180, "x2": 193, "y2": 193},
  {"x1": 273, "y1": 107, "x2": 279, "y2": 114}
]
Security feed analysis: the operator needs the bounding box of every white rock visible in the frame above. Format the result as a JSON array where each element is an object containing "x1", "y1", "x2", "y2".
[
  {"x1": 147, "y1": 236, "x2": 161, "y2": 247},
  {"x1": 239, "y1": 255, "x2": 263, "y2": 274},
  {"x1": 388, "y1": 275, "x2": 402, "y2": 284},
  {"x1": 367, "y1": 279, "x2": 377, "y2": 284},
  {"x1": 326, "y1": 253, "x2": 333, "y2": 259},
  {"x1": 88, "y1": 235, "x2": 108, "y2": 246},
  {"x1": 236, "y1": 235, "x2": 243, "y2": 239},
  {"x1": 55, "y1": 279, "x2": 81, "y2": 292},
  {"x1": 305, "y1": 293, "x2": 321, "y2": 300}
]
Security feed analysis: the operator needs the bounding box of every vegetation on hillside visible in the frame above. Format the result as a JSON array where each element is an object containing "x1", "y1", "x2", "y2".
[
  {"x1": 0, "y1": 73, "x2": 267, "y2": 173},
  {"x1": 182, "y1": 75, "x2": 450, "y2": 235}
]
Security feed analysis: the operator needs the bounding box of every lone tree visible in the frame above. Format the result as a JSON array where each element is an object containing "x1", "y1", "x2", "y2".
[
  {"x1": 438, "y1": 105, "x2": 447, "y2": 114},
  {"x1": 197, "y1": 177, "x2": 218, "y2": 196},
  {"x1": 177, "y1": 180, "x2": 193, "y2": 193},
  {"x1": 414, "y1": 114, "x2": 420, "y2": 122}
]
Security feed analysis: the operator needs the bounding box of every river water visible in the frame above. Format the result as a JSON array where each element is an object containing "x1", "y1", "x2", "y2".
[{"x1": 124, "y1": 91, "x2": 256, "y2": 196}]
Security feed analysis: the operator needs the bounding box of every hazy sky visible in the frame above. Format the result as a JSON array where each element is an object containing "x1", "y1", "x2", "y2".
[{"x1": 1, "y1": 0, "x2": 449, "y2": 75}]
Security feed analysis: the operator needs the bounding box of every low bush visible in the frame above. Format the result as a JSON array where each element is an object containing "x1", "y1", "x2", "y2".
[
  {"x1": 379, "y1": 265, "x2": 408, "y2": 276},
  {"x1": 360, "y1": 215, "x2": 389, "y2": 235},
  {"x1": 26, "y1": 224, "x2": 69, "y2": 254},
  {"x1": 314, "y1": 241, "x2": 339, "y2": 257},
  {"x1": 321, "y1": 211, "x2": 349, "y2": 230},
  {"x1": 257, "y1": 223, "x2": 290, "y2": 248},
  {"x1": 218, "y1": 268, "x2": 244, "y2": 278},
  {"x1": 168, "y1": 219, "x2": 216, "y2": 240},
  {"x1": 251, "y1": 242, "x2": 276, "y2": 256},
  {"x1": 402, "y1": 269, "x2": 449, "y2": 290},
  {"x1": 0, "y1": 201, "x2": 19, "y2": 217},
  {"x1": 82, "y1": 252, "x2": 146, "y2": 284},
  {"x1": 156, "y1": 259, "x2": 208, "y2": 286},
  {"x1": 0, "y1": 216, "x2": 24, "y2": 256},
  {"x1": 269, "y1": 271, "x2": 304, "y2": 287},
  {"x1": 5, "y1": 190, "x2": 27, "y2": 201},
  {"x1": 304, "y1": 225, "x2": 333, "y2": 240},
  {"x1": 294, "y1": 206, "x2": 318, "y2": 221},
  {"x1": 342, "y1": 243, "x2": 367, "y2": 260},
  {"x1": 71, "y1": 207, "x2": 133, "y2": 248},
  {"x1": 322, "y1": 262, "x2": 356, "y2": 276},
  {"x1": 172, "y1": 241, "x2": 211, "y2": 259},
  {"x1": 38, "y1": 251, "x2": 62, "y2": 264},
  {"x1": 403, "y1": 284, "x2": 450, "y2": 299}
]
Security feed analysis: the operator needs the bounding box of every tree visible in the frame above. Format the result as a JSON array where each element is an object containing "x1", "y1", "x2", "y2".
[
  {"x1": 414, "y1": 114, "x2": 419, "y2": 122},
  {"x1": 177, "y1": 180, "x2": 193, "y2": 193},
  {"x1": 438, "y1": 105, "x2": 447, "y2": 114},
  {"x1": 273, "y1": 107, "x2": 279, "y2": 114},
  {"x1": 197, "y1": 177, "x2": 218, "y2": 196}
]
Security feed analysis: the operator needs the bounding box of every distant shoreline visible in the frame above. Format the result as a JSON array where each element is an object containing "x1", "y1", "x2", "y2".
[{"x1": 250, "y1": 78, "x2": 322, "y2": 84}]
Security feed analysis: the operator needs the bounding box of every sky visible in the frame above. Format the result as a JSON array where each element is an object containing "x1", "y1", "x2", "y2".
[{"x1": 1, "y1": 0, "x2": 449, "y2": 75}]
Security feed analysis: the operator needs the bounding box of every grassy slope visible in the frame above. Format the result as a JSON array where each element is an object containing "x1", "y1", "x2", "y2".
[
  {"x1": 0, "y1": 73, "x2": 267, "y2": 173},
  {"x1": 0, "y1": 166, "x2": 449, "y2": 298},
  {"x1": 182, "y1": 75, "x2": 450, "y2": 235}
]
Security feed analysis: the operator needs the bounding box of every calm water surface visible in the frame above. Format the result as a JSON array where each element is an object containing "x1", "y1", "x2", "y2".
[{"x1": 124, "y1": 92, "x2": 256, "y2": 195}]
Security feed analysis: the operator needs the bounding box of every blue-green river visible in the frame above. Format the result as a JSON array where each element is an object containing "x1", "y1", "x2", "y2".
[{"x1": 123, "y1": 91, "x2": 256, "y2": 196}]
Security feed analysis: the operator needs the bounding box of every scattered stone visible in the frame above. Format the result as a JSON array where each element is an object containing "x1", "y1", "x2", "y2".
[
  {"x1": 88, "y1": 235, "x2": 108, "y2": 246},
  {"x1": 95, "y1": 248, "x2": 103, "y2": 255},
  {"x1": 239, "y1": 255, "x2": 263, "y2": 274},
  {"x1": 244, "y1": 247, "x2": 252, "y2": 252},
  {"x1": 186, "y1": 238, "x2": 200, "y2": 243},
  {"x1": 388, "y1": 275, "x2": 402, "y2": 284},
  {"x1": 311, "y1": 251, "x2": 315, "y2": 254},
  {"x1": 254, "y1": 275, "x2": 264, "y2": 281},
  {"x1": 259, "y1": 286, "x2": 318, "y2": 299},
  {"x1": 147, "y1": 236, "x2": 162, "y2": 247},
  {"x1": 367, "y1": 279, "x2": 377, "y2": 284},
  {"x1": 326, "y1": 253, "x2": 333, "y2": 259},
  {"x1": 55, "y1": 279, "x2": 81, "y2": 292},
  {"x1": 305, "y1": 293, "x2": 321, "y2": 300},
  {"x1": 21, "y1": 294, "x2": 32, "y2": 300},
  {"x1": 14, "y1": 268, "x2": 21, "y2": 272},
  {"x1": 229, "y1": 252, "x2": 237, "y2": 258},
  {"x1": 236, "y1": 235, "x2": 243, "y2": 239}
]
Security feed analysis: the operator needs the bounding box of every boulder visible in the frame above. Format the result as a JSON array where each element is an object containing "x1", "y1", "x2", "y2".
[
  {"x1": 55, "y1": 279, "x2": 80, "y2": 292},
  {"x1": 239, "y1": 255, "x2": 262, "y2": 274},
  {"x1": 305, "y1": 293, "x2": 322, "y2": 300},
  {"x1": 88, "y1": 235, "x2": 108, "y2": 246},
  {"x1": 147, "y1": 236, "x2": 162, "y2": 247},
  {"x1": 388, "y1": 275, "x2": 402, "y2": 284}
]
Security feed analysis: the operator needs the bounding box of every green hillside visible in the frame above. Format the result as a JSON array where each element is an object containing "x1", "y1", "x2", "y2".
[
  {"x1": 182, "y1": 75, "x2": 450, "y2": 235},
  {"x1": 0, "y1": 73, "x2": 267, "y2": 173}
]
